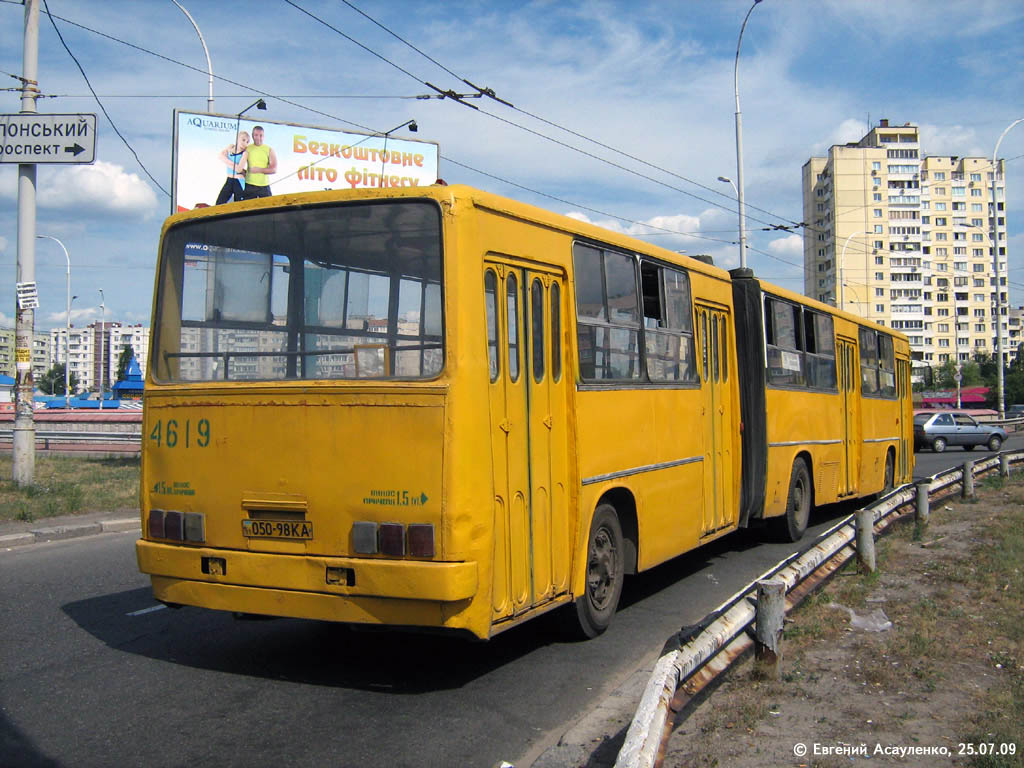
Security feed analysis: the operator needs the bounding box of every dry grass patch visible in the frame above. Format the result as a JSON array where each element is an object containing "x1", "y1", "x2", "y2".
[{"x1": 0, "y1": 455, "x2": 139, "y2": 523}]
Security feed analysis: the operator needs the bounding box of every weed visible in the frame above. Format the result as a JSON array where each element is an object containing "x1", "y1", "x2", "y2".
[{"x1": 0, "y1": 455, "x2": 139, "y2": 522}]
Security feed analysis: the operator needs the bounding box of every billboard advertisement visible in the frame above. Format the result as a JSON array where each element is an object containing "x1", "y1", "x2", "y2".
[{"x1": 171, "y1": 110, "x2": 439, "y2": 213}]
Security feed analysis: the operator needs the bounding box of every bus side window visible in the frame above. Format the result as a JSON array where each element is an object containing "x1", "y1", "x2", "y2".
[
  {"x1": 532, "y1": 278, "x2": 545, "y2": 383},
  {"x1": 859, "y1": 327, "x2": 879, "y2": 395},
  {"x1": 878, "y1": 334, "x2": 896, "y2": 397},
  {"x1": 485, "y1": 270, "x2": 500, "y2": 383},
  {"x1": 573, "y1": 243, "x2": 640, "y2": 381},
  {"x1": 640, "y1": 261, "x2": 697, "y2": 383},
  {"x1": 804, "y1": 310, "x2": 837, "y2": 390},
  {"x1": 551, "y1": 282, "x2": 562, "y2": 382},
  {"x1": 765, "y1": 297, "x2": 805, "y2": 387},
  {"x1": 507, "y1": 273, "x2": 520, "y2": 382}
]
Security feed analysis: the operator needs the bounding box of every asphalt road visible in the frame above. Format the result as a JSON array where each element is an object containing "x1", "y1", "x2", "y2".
[
  {"x1": 912, "y1": 430, "x2": 1024, "y2": 478},
  {"x1": 3, "y1": 437, "x2": 1022, "y2": 768}
]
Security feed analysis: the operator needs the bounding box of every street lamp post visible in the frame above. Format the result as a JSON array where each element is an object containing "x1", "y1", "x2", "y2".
[
  {"x1": 170, "y1": 0, "x2": 214, "y2": 112},
  {"x1": 991, "y1": 118, "x2": 1022, "y2": 419},
  {"x1": 35, "y1": 235, "x2": 71, "y2": 407},
  {"x1": 98, "y1": 289, "x2": 105, "y2": 411},
  {"x1": 733, "y1": 0, "x2": 764, "y2": 270},
  {"x1": 380, "y1": 119, "x2": 418, "y2": 183},
  {"x1": 68, "y1": 294, "x2": 76, "y2": 404},
  {"x1": 839, "y1": 231, "x2": 865, "y2": 311}
]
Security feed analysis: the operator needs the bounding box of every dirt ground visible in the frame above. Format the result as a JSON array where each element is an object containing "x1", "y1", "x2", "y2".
[{"x1": 662, "y1": 478, "x2": 1024, "y2": 768}]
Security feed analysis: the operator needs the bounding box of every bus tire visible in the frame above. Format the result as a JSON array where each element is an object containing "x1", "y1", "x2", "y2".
[
  {"x1": 574, "y1": 504, "x2": 624, "y2": 638},
  {"x1": 780, "y1": 458, "x2": 812, "y2": 543}
]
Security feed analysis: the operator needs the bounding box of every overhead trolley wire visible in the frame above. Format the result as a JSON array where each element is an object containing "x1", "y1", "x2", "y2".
[
  {"x1": 300, "y1": 0, "x2": 806, "y2": 234},
  {"x1": 33, "y1": 2, "x2": 814, "y2": 281},
  {"x1": 42, "y1": 0, "x2": 169, "y2": 196}
]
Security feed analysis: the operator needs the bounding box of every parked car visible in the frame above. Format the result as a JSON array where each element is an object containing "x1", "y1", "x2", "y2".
[
  {"x1": 1006, "y1": 404, "x2": 1024, "y2": 418},
  {"x1": 913, "y1": 411, "x2": 1007, "y2": 453}
]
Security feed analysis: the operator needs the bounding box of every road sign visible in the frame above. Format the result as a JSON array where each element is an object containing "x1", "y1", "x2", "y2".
[{"x1": 0, "y1": 113, "x2": 97, "y2": 164}]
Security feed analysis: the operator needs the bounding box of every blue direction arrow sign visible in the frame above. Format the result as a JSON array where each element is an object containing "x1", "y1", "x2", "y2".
[{"x1": 0, "y1": 113, "x2": 97, "y2": 164}]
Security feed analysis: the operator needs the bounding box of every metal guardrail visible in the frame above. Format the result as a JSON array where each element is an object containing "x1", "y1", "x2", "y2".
[
  {"x1": 615, "y1": 453, "x2": 1020, "y2": 768},
  {"x1": 0, "y1": 429, "x2": 142, "y2": 447}
]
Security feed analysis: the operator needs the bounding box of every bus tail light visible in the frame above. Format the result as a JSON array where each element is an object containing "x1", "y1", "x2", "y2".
[
  {"x1": 379, "y1": 523, "x2": 405, "y2": 556},
  {"x1": 350, "y1": 521, "x2": 435, "y2": 558},
  {"x1": 408, "y1": 524, "x2": 435, "y2": 558},
  {"x1": 147, "y1": 509, "x2": 205, "y2": 544}
]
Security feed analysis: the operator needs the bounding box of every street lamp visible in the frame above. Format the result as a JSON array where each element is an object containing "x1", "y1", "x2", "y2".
[
  {"x1": 35, "y1": 234, "x2": 71, "y2": 407},
  {"x1": 170, "y1": 0, "x2": 214, "y2": 112},
  {"x1": 380, "y1": 119, "x2": 418, "y2": 183},
  {"x1": 98, "y1": 289, "x2": 105, "y2": 411},
  {"x1": 732, "y1": 0, "x2": 764, "y2": 270},
  {"x1": 839, "y1": 231, "x2": 865, "y2": 311},
  {"x1": 68, "y1": 294, "x2": 77, "y2": 404},
  {"x1": 991, "y1": 118, "x2": 1022, "y2": 419}
]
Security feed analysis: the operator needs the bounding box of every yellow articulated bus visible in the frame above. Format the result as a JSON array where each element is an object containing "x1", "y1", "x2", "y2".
[{"x1": 136, "y1": 184, "x2": 913, "y2": 640}]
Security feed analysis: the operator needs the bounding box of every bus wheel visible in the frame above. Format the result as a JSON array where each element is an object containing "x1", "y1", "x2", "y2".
[
  {"x1": 574, "y1": 504, "x2": 624, "y2": 638},
  {"x1": 780, "y1": 458, "x2": 812, "y2": 542}
]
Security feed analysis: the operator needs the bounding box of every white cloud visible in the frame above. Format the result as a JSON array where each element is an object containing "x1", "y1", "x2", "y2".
[
  {"x1": 0, "y1": 310, "x2": 11, "y2": 326},
  {"x1": 767, "y1": 234, "x2": 804, "y2": 260},
  {"x1": 36, "y1": 162, "x2": 160, "y2": 218},
  {"x1": 918, "y1": 124, "x2": 986, "y2": 158},
  {"x1": 564, "y1": 209, "x2": 720, "y2": 256}
]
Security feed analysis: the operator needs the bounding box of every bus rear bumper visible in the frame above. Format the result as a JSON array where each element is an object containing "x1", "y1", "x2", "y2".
[{"x1": 136, "y1": 539, "x2": 478, "y2": 609}]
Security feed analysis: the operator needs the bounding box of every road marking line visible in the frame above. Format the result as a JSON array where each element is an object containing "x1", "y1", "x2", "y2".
[{"x1": 127, "y1": 605, "x2": 167, "y2": 616}]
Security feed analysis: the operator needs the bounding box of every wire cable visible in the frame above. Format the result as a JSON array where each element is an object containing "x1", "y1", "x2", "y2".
[
  {"x1": 329, "y1": 0, "x2": 806, "y2": 230},
  {"x1": 41, "y1": 1, "x2": 170, "y2": 196}
]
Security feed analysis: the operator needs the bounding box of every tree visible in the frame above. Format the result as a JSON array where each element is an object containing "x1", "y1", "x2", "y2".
[
  {"x1": 115, "y1": 343, "x2": 135, "y2": 383},
  {"x1": 37, "y1": 363, "x2": 80, "y2": 396},
  {"x1": 934, "y1": 360, "x2": 958, "y2": 389}
]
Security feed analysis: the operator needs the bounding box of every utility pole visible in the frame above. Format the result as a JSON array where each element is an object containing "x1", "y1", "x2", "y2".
[{"x1": 13, "y1": 0, "x2": 40, "y2": 486}]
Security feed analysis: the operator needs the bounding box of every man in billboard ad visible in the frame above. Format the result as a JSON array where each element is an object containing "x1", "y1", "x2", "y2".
[
  {"x1": 171, "y1": 110, "x2": 440, "y2": 213},
  {"x1": 239, "y1": 125, "x2": 276, "y2": 200}
]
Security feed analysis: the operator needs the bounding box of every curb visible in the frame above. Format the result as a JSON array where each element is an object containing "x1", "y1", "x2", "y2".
[{"x1": 0, "y1": 518, "x2": 140, "y2": 549}]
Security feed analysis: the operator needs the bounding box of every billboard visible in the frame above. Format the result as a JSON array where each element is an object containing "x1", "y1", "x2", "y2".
[{"x1": 171, "y1": 110, "x2": 439, "y2": 213}]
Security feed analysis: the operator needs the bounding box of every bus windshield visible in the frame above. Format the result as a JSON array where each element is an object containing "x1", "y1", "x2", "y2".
[{"x1": 152, "y1": 200, "x2": 443, "y2": 382}]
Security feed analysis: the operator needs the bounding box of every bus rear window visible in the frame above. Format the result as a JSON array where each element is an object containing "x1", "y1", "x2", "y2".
[{"x1": 154, "y1": 200, "x2": 443, "y2": 382}]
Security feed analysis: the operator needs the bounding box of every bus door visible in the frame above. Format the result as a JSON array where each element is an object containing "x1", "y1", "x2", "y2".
[
  {"x1": 696, "y1": 304, "x2": 732, "y2": 535},
  {"x1": 896, "y1": 358, "x2": 912, "y2": 480},
  {"x1": 837, "y1": 337, "x2": 860, "y2": 496},
  {"x1": 485, "y1": 261, "x2": 570, "y2": 621}
]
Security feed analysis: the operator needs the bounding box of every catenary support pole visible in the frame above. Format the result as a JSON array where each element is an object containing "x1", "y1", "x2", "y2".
[{"x1": 13, "y1": 0, "x2": 40, "y2": 486}]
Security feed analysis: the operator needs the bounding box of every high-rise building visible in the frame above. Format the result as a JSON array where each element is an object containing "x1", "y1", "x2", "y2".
[
  {"x1": 0, "y1": 328, "x2": 51, "y2": 379},
  {"x1": 802, "y1": 120, "x2": 1010, "y2": 371},
  {"x1": 49, "y1": 322, "x2": 150, "y2": 394}
]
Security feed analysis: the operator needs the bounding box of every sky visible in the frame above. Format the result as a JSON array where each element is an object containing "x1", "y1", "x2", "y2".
[{"x1": 1, "y1": 0, "x2": 1023, "y2": 332}]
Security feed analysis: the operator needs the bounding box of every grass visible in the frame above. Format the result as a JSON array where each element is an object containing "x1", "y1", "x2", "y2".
[{"x1": 0, "y1": 455, "x2": 140, "y2": 523}]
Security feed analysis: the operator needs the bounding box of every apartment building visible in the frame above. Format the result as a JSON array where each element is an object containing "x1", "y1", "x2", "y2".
[
  {"x1": 0, "y1": 328, "x2": 51, "y2": 379},
  {"x1": 49, "y1": 322, "x2": 149, "y2": 394},
  {"x1": 803, "y1": 120, "x2": 1010, "y2": 369}
]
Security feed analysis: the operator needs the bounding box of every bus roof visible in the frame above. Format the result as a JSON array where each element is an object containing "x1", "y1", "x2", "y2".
[
  {"x1": 160, "y1": 184, "x2": 907, "y2": 346},
  {"x1": 161, "y1": 183, "x2": 732, "y2": 283}
]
